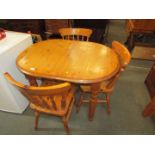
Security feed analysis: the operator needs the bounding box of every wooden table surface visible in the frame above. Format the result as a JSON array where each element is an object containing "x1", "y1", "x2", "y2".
[
  {"x1": 16, "y1": 39, "x2": 120, "y2": 84},
  {"x1": 16, "y1": 39, "x2": 120, "y2": 121}
]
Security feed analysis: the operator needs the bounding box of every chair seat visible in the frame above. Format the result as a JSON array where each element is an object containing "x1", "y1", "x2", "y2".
[
  {"x1": 30, "y1": 87, "x2": 75, "y2": 116},
  {"x1": 80, "y1": 80, "x2": 113, "y2": 93}
]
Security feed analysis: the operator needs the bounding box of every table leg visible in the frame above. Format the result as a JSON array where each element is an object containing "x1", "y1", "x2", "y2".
[
  {"x1": 25, "y1": 74, "x2": 38, "y2": 86},
  {"x1": 88, "y1": 82, "x2": 101, "y2": 121}
]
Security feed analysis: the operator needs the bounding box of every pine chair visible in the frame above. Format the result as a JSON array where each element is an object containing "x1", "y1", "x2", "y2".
[
  {"x1": 59, "y1": 28, "x2": 93, "y2": 41},
  {"x1": 4, "y1": 72, "x2": 75, "y2": 134},
  {"x1": 76, "y1": 41, "x2": 131, "y2": 114}
]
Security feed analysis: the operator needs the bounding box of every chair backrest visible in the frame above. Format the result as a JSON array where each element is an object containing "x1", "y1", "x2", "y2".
[
  {"x1": 59, "y1": 28, "x2": 93, "y2": 41},
  {"x1": 112, "y1": 41, "x2": 131, "y2": 69},
  {"x1": 105, "y1": 41, "x2": 131, "y2": 91},
  {"x1": 4, "y1": 72, "x2": 72, "y2": 111}
]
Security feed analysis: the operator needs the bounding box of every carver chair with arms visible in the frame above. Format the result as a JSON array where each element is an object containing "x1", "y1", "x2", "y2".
[
  {"x1": 76, "y1": 41, "x2": 131, "y2": 114},
  {"x1": 4, "y1": 72, "x2": 75, "y2": 134}
]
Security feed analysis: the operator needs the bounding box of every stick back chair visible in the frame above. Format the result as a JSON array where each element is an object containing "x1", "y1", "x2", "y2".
[
  {"x1": 4, "y1": 72, "x2": 75, "y2": 134},
  {"x1": 59, "y1": 28, "x2": 93, "y2": 41},
  {"x1": 76, "y1": 41, "x2": 131, "y2": 114}
]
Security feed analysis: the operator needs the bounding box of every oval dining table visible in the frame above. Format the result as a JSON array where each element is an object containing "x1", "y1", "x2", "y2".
[{"x1": 16, "y1": 39, "x2": 120, "y2": 121}]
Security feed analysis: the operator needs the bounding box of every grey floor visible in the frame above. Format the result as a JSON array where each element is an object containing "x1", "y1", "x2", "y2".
[{"x1": 0, "y1": 20, "x2": 155, "y2": 135}]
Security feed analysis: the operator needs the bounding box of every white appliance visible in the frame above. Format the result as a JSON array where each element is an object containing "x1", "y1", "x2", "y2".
[{"x1": 0, "y1": 31, "x2": 33, "y2": 113}]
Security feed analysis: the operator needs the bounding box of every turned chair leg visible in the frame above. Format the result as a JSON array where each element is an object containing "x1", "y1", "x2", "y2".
[
  {"x1": 64, "y1": 122, "x2": 70, "y2": 135},
  {"x1": 34, "y1": 111, "x2": 40, "y2": 130},
  {"x1": 105, "y1": 94, "x2": 111, "y2": 114},
  {"x1": 76, "y1": 92, "x2": 84, "y2": 113},
  {"x1": 62, "y1": 117, "x2": 70, "y2": 135}
]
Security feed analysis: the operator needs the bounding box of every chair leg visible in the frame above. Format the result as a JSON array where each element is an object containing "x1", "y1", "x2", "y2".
[
  {"x1": 105, "y1": 94, "x2": 111, "y2": 114},
  {"x1": 34, "y1": 111, "x2": 40, "y2": 130},
  {"x1": 62, "y1": 118, "x2": 70, "y2": 135},
  {"x1": 76, "y1": 92, "x2": 84, "y2": 113}
]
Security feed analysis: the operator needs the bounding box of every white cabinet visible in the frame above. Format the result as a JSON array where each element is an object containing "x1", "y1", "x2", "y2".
[{"x1": 0, "y1": 31, "x2": 32, "y2": 113}]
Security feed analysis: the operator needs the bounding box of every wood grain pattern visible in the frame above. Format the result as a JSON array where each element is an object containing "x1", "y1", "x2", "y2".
[
  {"x1": 16, "y1": 39, "x2": 120, "y2": 84},
  {"x1": 43, "y1": 28, "x2": 92, "y2": 84}
]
